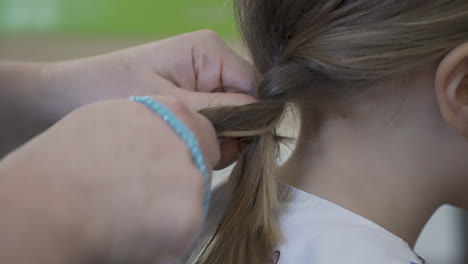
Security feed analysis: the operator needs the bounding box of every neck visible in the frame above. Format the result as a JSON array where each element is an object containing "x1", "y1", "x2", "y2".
[{"x1": 279, "y1": 108, "x2": 448, "y2": 248}]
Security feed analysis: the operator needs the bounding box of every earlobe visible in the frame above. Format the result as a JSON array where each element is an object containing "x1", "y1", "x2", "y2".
[{"x1": 435, "y1": 42, "x2": 468, "y2": 137}]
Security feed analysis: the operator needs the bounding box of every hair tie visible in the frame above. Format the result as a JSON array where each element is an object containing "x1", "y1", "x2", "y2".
[{"x1": 129, "y1": 96, "x2": 211, "y2": 221}]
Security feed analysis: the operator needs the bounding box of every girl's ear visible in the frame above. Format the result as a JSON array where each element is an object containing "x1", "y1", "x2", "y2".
[{"x1": 435, "y1": 42, "x2": 468, "y2": 137}]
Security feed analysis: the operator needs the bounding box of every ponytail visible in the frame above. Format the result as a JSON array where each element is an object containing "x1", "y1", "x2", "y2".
[
  {"x1": 195, "y1": 64, "x2": 322, "y2": 263},
  {"x1": 195, "y1": 97, "x2": 285, "y2": 264}
]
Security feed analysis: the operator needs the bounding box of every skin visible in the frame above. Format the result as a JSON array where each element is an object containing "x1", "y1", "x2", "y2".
[
  {"x1": 0, "y1": 30, "x2": 256, "y2": 263},
  {"x1": 280, "y1": 43, "x2": 468, "y2": 248},
  {"x1": 0, "y1": 30, "x2": 256, "y2": 161}
]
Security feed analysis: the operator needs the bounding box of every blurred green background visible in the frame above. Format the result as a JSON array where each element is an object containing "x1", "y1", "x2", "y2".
[
  {"x1": 0, "y1": 0, "x2": 241, "y2": 61},
  {"x1": 0, "y1": 0, "x2": 236, "y2": 37}
]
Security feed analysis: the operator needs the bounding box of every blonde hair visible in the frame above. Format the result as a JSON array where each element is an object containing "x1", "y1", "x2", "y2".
[{"x1": 196, "y1": 1, "x2": 468, "y2": 263}]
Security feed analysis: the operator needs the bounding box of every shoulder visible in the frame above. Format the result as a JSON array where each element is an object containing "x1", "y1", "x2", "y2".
[
  {"x1": 276, "y1": 186, "x2": 422, "y2": 263},
  {"x1": 277, "y1": 227, "x2": 421, "y2": 264}
]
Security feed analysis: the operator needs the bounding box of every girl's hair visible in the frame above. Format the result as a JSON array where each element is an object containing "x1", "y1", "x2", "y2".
[{"x1": 197, "y1": 1, "x2": 468, "y2": 263}]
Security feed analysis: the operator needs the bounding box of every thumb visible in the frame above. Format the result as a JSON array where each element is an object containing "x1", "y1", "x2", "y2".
[{"x1": 171, "y1": 88, "x2": 257, "y2": 111}]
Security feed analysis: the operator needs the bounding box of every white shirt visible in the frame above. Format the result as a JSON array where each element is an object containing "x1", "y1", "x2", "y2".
[
  {"x1": 265, "y1": 184, "x2": 427, "y2": 264},
  {"x1": 184, "y1": 184, "x2": 427, "y2": 264}
]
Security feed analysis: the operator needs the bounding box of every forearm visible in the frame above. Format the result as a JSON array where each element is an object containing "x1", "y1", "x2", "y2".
[
  {"x1": 0, "y1": 153, "x2": 79, "y2": 264},
  {"x1": 0, "y1": 62, "x2": 59, "y2": 156},
  {"x1": 0, "y1": 59, "x2": 118, "y2": 157}
]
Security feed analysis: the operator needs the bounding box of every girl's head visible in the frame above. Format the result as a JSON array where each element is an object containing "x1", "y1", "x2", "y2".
[{"x1": 198, "y1": 1, "x2": 468, "y2": 263}]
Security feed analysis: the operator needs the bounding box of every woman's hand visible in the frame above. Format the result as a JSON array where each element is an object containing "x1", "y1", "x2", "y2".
[
  {"x1": 0, "y1": 30, "x2": 257, "y2": 156},
  {"x1": 0, "y1": 30, "x2": 258, "y2": 263},
  {"x1": 42, "y1": 30, "x2": 256, "y2": 111},
  {"x1": 0, "y1": 93, "x2": 252, "y2": 264}
]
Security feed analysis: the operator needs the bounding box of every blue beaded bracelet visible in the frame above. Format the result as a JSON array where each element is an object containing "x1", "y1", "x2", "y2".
[{"x1": 129, "y1": 96, "x2": 211, "y2": 220}]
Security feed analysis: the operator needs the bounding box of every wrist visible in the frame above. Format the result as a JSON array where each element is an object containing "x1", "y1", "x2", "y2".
[
  {"x1": 0, "y1": 62, "x2": 63, "y2": 120},
  {"x1": 42, "y1": 56, "x2": 132, "y2": 113},
  {"x1": 40, "y1": 61, "x2": 78, "y2": 118},
  {"x1": 0, "y1": 62, "x2": 59, "y2": 156},
  {"x1": 0, "y1": 62, "x2": 45, "y2": 96}
]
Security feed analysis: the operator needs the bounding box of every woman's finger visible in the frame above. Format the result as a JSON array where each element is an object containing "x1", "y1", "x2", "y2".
[
  {"x1": 192, "y1": 32, "x2": 258, "y2": 94},
  {"x1": 163, "y1": 87, "x2": 257, "y2": 112}
]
